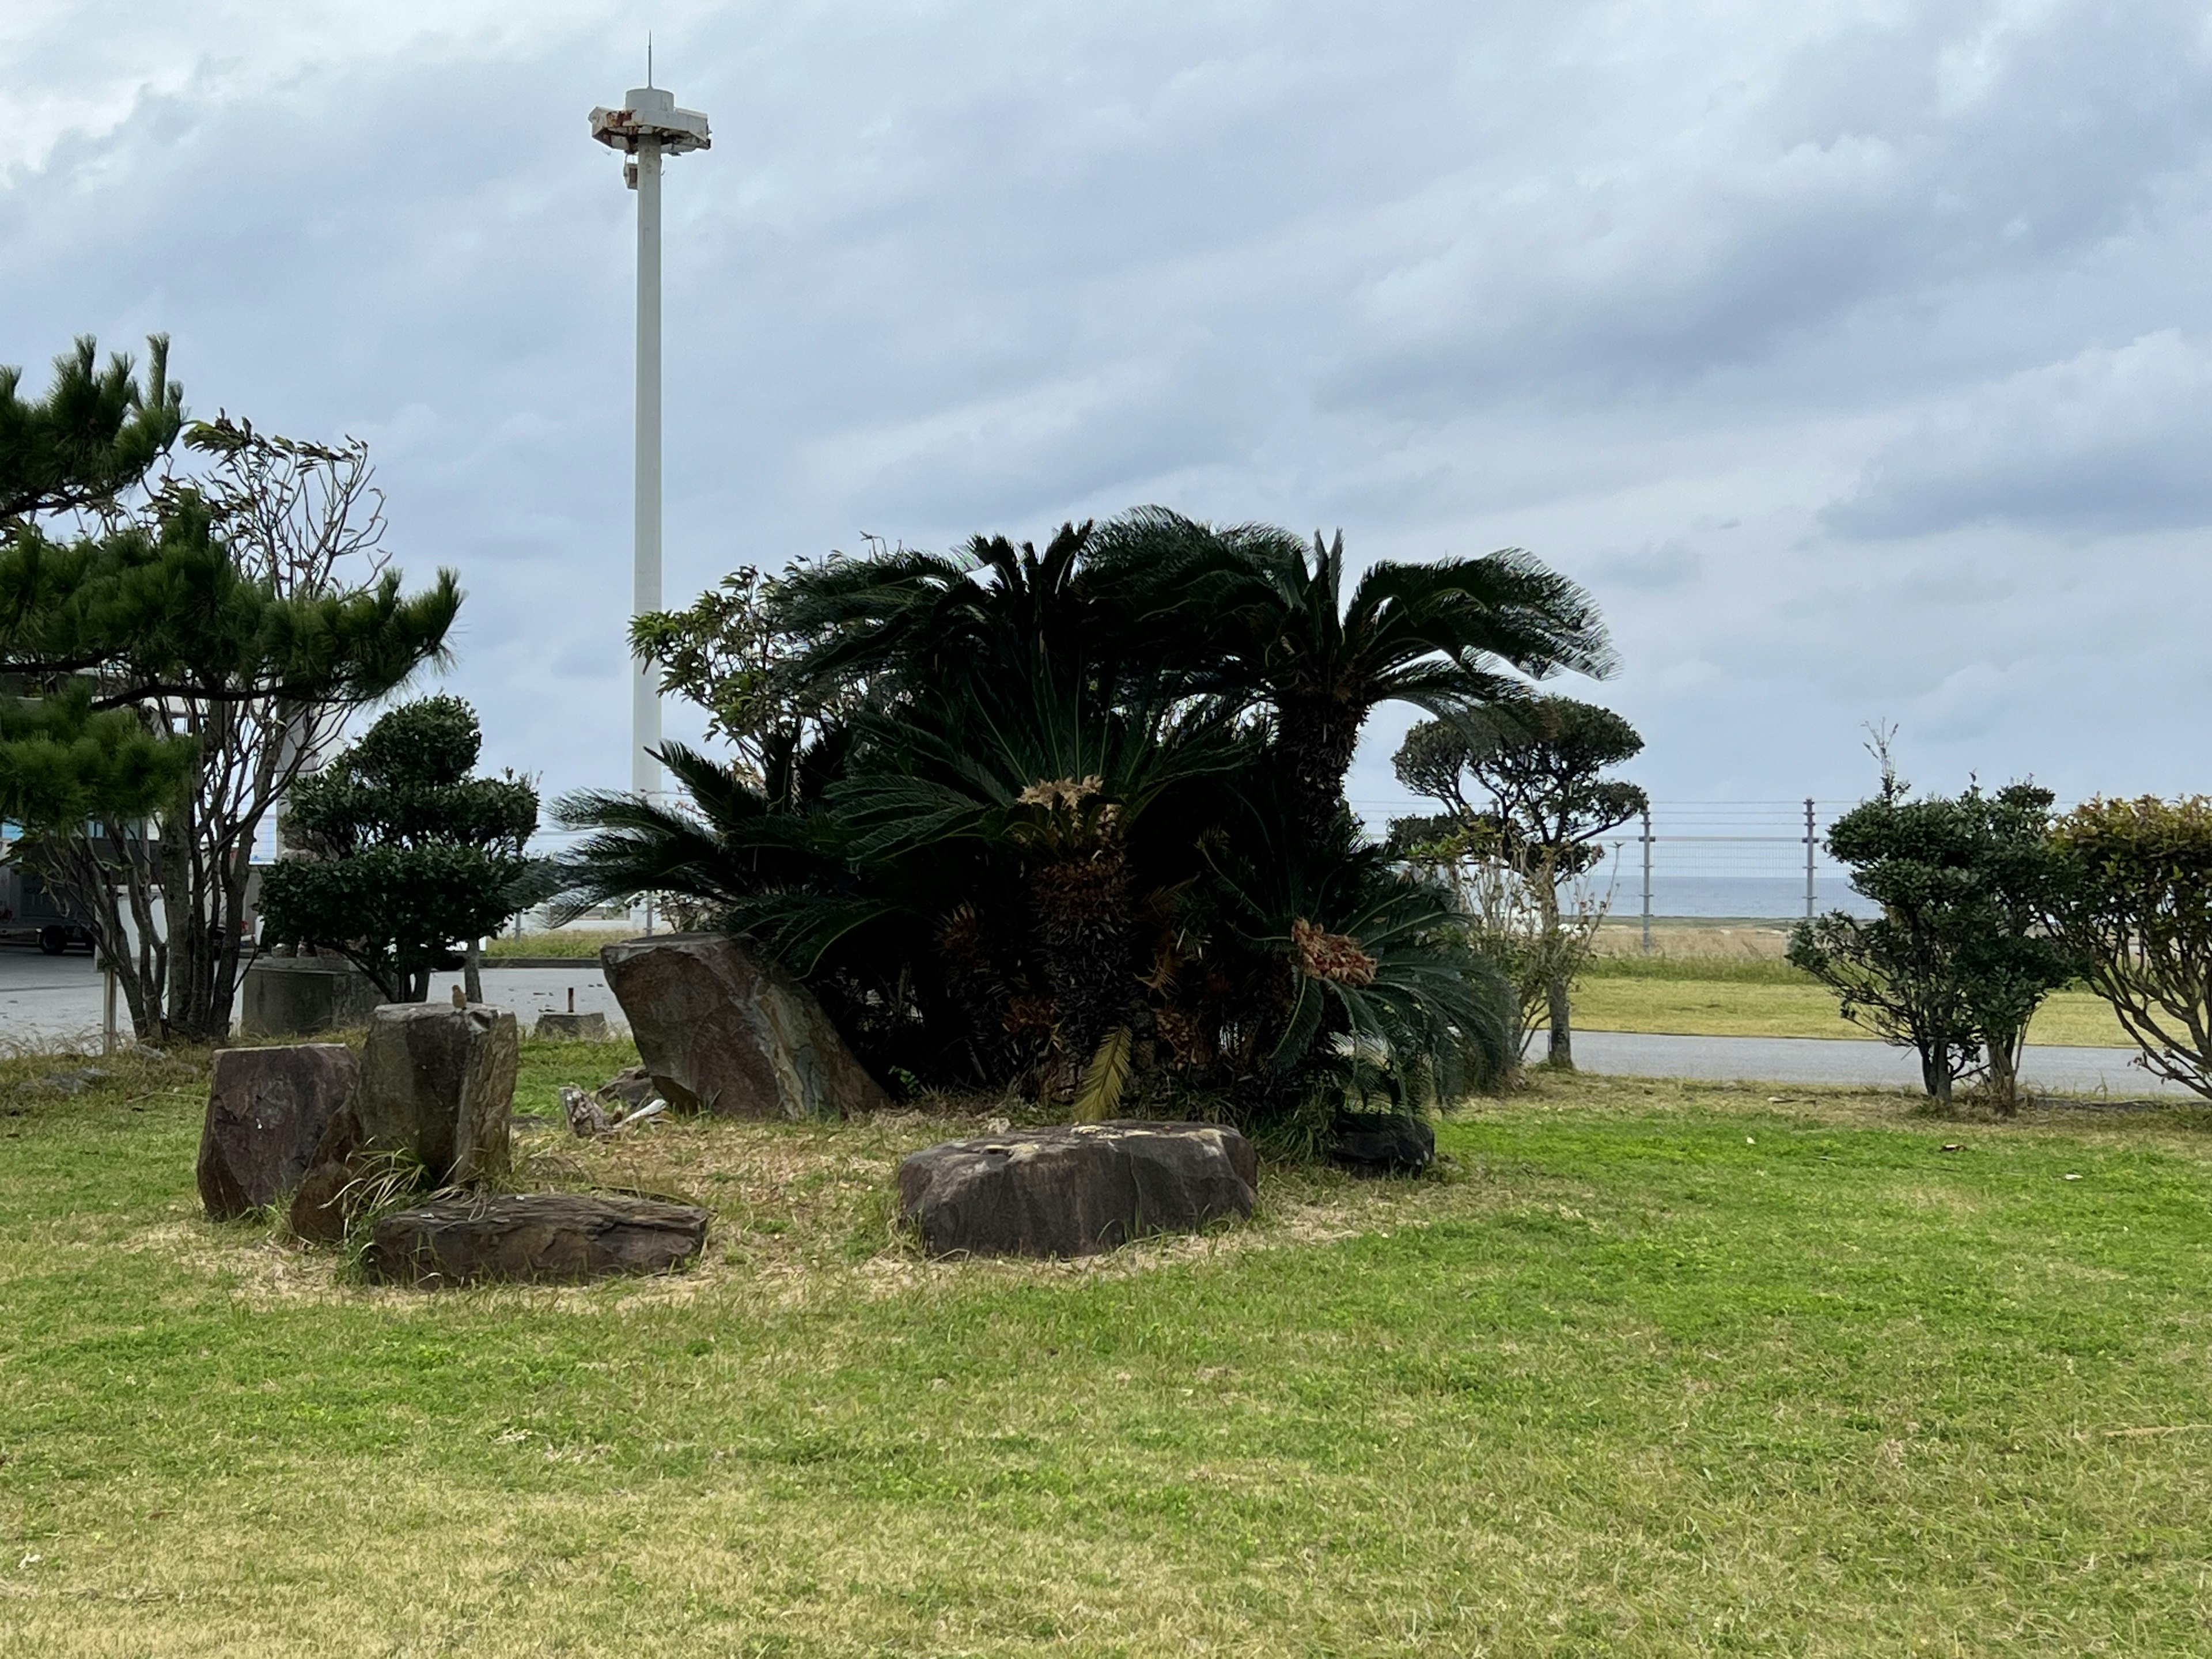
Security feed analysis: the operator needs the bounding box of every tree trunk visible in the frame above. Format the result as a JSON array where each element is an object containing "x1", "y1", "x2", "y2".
[
  {"x1": 463, "y1": 938, "x2": 483, "y2": 1005},
  {"x1": 1985, "y1": 1026, "x2": 2023, "y2": 1116},
  {"x1": 1546, "y1": 974, "x2": 1574, "y2": 1069},
  {"x1": 1537, "y1": 870, "x2": 1573, "y2": 1069},
  {"x1": 1919, "y1": 1045, "x2": 1953, "y2": 1103},
  {"x1": 1273, "y1": 697, "x2": 1363, "y2": 853},
  {"x1": 1029, "y1": 846, "x2": 1134, "y2": 1096}
]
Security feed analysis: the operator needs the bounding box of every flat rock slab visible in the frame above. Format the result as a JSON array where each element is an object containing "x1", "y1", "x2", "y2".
[
  {"x1": 601, "y1": 933, "x2": 888, "y2": 1120},
  {"x1": 365, "y1": 1193, "x2": 711, "y2": 1286},
  {"x1": 198, "y1": 1044, "x2": 358, "y2": 1220},
  {"x1": 897, "y1": 1120, "x2": 1257, "y2": 1258}
]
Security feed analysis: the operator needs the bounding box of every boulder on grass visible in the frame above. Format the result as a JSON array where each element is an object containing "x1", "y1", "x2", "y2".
[
  {"x1": 365, "y1": 1193, "x2": 711, "y2": 1286},
  {"x1": 896, "y1": 1120, "x2": 1257, "y2": 1258},
  {"x1": 1328, "y1": 1113, "x2": 1435, "y2": 1176},
  {"x1": 197, "y1": 1044, "x2": 358, "y2": 1220},
  {"x1": 601, "y1": 933, "x2": 888, "y2": 1120},
  {"x1": 534, "y1": 1010, "x2": 609, "y2": 1041},
  {"x1": 287, "y1": 1147, "x2": 365, "y2": 1244},
  {"x1": 354, "y1": 1003, "x2": 518, "y2": 1187}
]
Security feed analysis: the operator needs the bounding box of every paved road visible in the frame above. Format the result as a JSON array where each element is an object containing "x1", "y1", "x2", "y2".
[
  {"x1": 1567, "y1": 1028, "x2": 2189, "y2": 1097},
  {"x1": 0, "y1": 944, "x2": 107, "y2": 1049},
  {"x1": 0, "y1": 949, "x2": 630, "y2": 1049},
  {"x1": 0, "y1": 948, "x2": 2188, "y2": 1100}
]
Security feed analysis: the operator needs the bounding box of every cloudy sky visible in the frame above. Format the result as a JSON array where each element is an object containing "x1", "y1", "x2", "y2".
[{"x1": 6, "y1": 0, "x2": 2210, "y2": 833}]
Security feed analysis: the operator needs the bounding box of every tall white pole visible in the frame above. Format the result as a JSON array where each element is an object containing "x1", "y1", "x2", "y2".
[{"x1": 632, "y1": 138, "x2": 664, "y2": 800}]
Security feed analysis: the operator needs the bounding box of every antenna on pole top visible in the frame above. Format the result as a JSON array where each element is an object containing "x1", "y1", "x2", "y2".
[{"x1": 647, "y1": 33, "x2": 654, "y2": 88}]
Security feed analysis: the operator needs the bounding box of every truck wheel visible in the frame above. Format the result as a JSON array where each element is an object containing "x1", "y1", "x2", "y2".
[{"x1": 37, "y1": 927, "x2": 68, "y2": 956}]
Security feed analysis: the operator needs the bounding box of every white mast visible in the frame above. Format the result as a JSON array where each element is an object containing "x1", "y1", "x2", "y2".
[{"x1": 590, "y1": 66, "x2": 710, "y2": 798}]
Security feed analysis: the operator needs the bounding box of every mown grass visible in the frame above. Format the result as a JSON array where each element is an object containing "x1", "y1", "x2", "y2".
[
  {"x1": 7, "y1": 1045, "x2": 2212, "y2": 1653},
  {"x1": 1564, "y1": 974, "x2": 2133, "y2": 1048},
  {"x1": 486, "y1": 927, "x2": 633, "y2": 960}
]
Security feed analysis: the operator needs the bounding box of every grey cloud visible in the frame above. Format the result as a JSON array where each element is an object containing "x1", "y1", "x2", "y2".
[
  {"x1": 1323, "y1": 2, "x2": 2212, "y2": 410},
  {"x1": 9, "y1": 0, "x2": 2212, "y2": 817},
  {"x1": 1586, "y1": 540, "x2": 1700, "y2": 593},
  {"x1": 1824, "y1": 331, "x2": 2212, "y2": 536},
  {"x1": 551, "y1": 638, "x2": 619, "y2": 681}
]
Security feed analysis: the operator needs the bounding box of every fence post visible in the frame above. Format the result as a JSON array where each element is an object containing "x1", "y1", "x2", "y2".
[
  {"x1": 1640, "y1": 805, "x2": 1653, "y2": 953},
  {"x1": 1804, "y1": 797, "x2": 1816, "y2": 920}
]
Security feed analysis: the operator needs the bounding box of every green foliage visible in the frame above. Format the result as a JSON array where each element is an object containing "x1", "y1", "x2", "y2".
[
  {"x1": 556, "y1": 506, "x2": 1569, "y2": 1133},
  {"x1": 1789, "y1": 775, "x2": 2075, "y2": 1109},
  {"x1": 1393, "y1": 696, "x2": 1646, "y2": 878},
  {"x1": 0, "y1": 335, "x2": 183, "y2": 524},
  {"x1": 631, "y1": 563, "x2": 868, "y2": 792},
  {"x1": 259, "y1": 696, "x2": 536, "y2": 1000},
  {"x1": 345, "y1": 692, "x2": 481, "y2": 784},
  {"x1": 0, "y1": 336, "x2": 196, "y2": 826},
  {"x1": 1400, "y1": 825, "x2": 1605, "y2": 1068},
  {"x1": 0, "y1": 338, "x2": 460, "y2": 840},
  {"x1": 1084, "y1": 509, "x2": 1618, "y2": 850},
  {"x1": 1, "y1": 491, "x2": 459, "y2": 710},
  {"x1": 1392, "y1": 696, "x2": 1646, "y2": 1067},
  {"x1": 774, "y1": 524, "x2": 1101, "y2": 712},
  {"x1": 2050, "y1": 795, "x2": 2212, "y2": 1099},
  {"x1": 0, "y1": 679, "x2": 191, "y2": 831}
]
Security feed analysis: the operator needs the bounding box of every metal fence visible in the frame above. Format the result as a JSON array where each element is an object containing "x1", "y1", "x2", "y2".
[
  {"x1": 1342, "y1": 796, "x2": 1884, "y2": 931},
  {"x1": 1599, "y1": 800, "x2": 1854, "y2": 938}
]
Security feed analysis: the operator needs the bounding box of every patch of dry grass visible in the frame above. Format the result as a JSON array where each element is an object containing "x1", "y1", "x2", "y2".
[{"x1": 1592, "y1": 921, "x2": 1794, "y2": 960}]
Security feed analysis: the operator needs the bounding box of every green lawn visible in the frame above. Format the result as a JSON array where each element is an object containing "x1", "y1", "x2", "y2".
[
  {"x1": 5, "y1": 1044, "x2": 2212, "y2": 1653},
  {"x1": 1566, "y1": 974, "x2": 2133, "y2": 1047},
  {"x1": 485, "y1": 927, "x2": 632, "y2": 959}
]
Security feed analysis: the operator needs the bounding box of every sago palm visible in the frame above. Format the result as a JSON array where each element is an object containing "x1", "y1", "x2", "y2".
[
  {"x1": 1087, "y1": 507, "x2": 1616, "y2": 847},
  {"x1": 771, "y1": 520, "x2": 1109, "y2": 708}
]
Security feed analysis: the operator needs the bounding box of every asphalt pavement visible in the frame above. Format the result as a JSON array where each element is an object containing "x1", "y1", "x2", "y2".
[
  {"x1": 0, "y1": 948, "x2": 628, "y2": 1050},
  {"x1": 0, "y1": 945, "x2": 2188, "y2": 1100},
  {"x1": 1567, "y1": 1028, "x2": 2188, "y2": 1097}
]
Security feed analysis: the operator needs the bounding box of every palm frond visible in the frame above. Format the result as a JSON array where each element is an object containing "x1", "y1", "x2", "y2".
[{"x1": 1073, "y1": 1025, "x2": 1132, "y2": 1120}]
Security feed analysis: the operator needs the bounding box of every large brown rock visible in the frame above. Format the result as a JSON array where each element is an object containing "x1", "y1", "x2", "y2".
[
  {"x1": 354, "y1": 1003, "x2": 518, "y2": 1186},
  {"x1": 896, "y1": 1120, "x2": 1258, "y2": 1258},
  {"x1": 287, "y1": 1148, "x2": 365, "y2": 1244},
  {"x1": 364, "y1": 1193, "x2": 711, "y2": 1286},
  {"x1": 600, "y1": 933, "x2": 888, "y2": 1120},
  {"x1": 197, "y1": 1044, "x2": 358, "y2": 1220}
]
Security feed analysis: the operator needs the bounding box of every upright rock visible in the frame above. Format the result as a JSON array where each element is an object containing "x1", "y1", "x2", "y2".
[
  {"x1": 897, "y1": 1120, "x2": 1258, "y2": 1258},
  {"x1": 601, "y1": 933, "x2": 888, "y2": 1120},
  {"x1": 197, "y1": 1044, "x2": 359, "y2": 1220},
  {"x1": 354, "y1": 1003, "x2": 518, "y2": 1186}
]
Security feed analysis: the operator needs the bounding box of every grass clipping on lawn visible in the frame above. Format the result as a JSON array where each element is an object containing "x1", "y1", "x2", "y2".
[{"x1": 6, "y1": 1041, "x2": 2212, "y2": 1654}]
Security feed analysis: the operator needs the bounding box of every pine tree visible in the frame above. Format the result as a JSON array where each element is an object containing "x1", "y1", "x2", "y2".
[
  {"x1": 2, "y1": 336, "x2": 463, "y2": 1039},
  {"x1": 0, "y1": 336, "x2": 195, "y2": 827},
  {"x1": 258, "y1": 696, "x2": 538, "y2": 1002}
]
